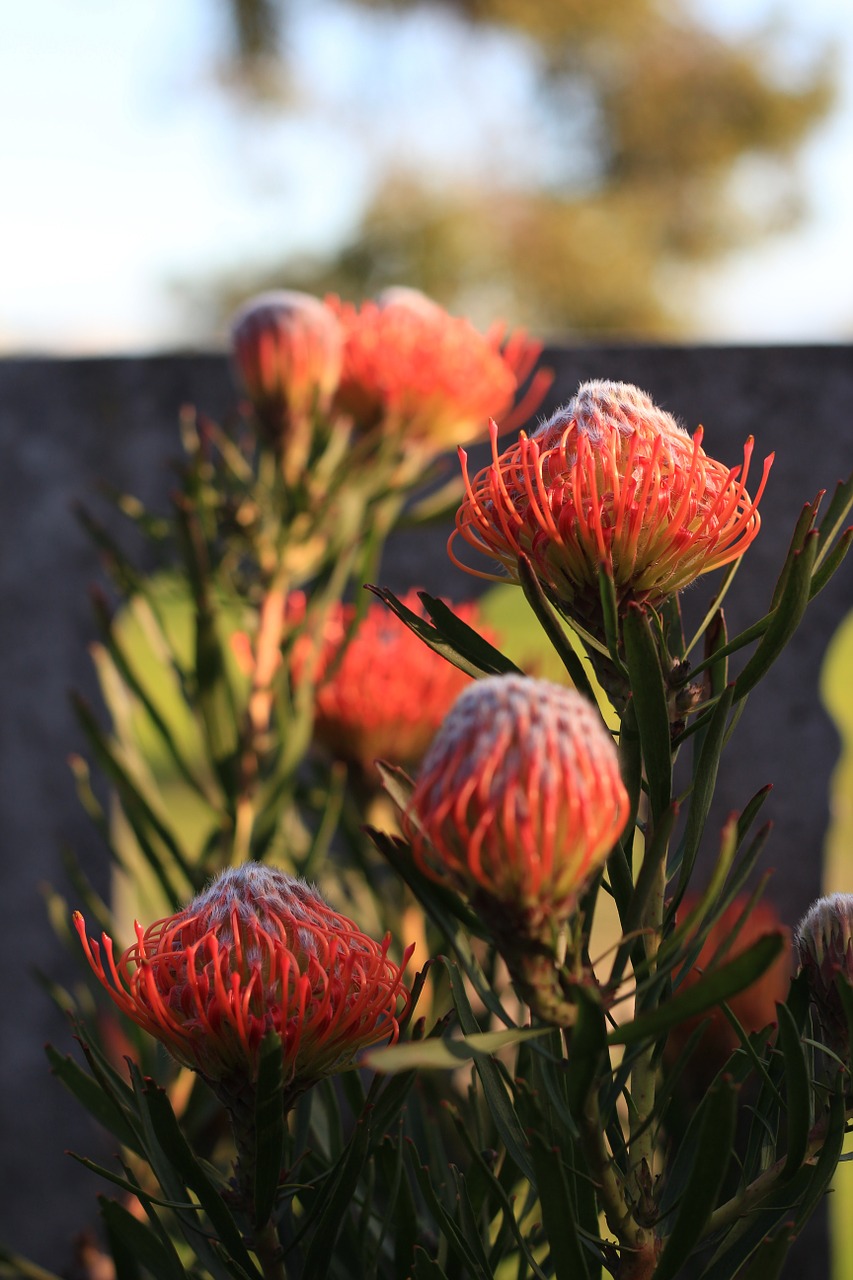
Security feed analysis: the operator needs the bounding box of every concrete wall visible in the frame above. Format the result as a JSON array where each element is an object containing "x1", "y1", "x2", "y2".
[{"x1": 2, "y1": 347, "x2": 851, "y2": 1275}]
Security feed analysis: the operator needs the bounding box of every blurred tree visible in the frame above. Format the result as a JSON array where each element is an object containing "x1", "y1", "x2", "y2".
[{"x1": 210, "y1": 0, "x2": 834, "y2": 336}]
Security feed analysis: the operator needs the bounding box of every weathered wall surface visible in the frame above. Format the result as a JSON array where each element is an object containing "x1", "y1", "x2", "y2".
[{"x1": 1, "y1": 347, "x2": 851, "y2": 1275}]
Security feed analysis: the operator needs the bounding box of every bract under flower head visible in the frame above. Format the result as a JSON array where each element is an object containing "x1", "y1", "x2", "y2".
[
  {"x1": 451, "y1": 379, "x2": 773, "y2": 631},
  {"x1": 795, "y1": 893, "x2": 853, "y2": 1060},
  {"x1": 404, "y1": 674, "x2": 628, "y2": 928},
  {"x1": 230, "y1": 290, "x2": 343, "y2": 435},
  {"x1": 292, "y1": 591, "x2": 493, "y2": 777},
  {"x1": 327, "y1": 289, "x2": 538, "y2": 450},
  {"x1": 74, "y1": 865, "x2": 412, "y2": 1094}
]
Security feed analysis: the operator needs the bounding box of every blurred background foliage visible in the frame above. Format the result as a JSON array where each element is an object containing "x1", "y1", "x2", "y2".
[{"x1": 192, "y1": 0, "x2": 837, "y2": 336}]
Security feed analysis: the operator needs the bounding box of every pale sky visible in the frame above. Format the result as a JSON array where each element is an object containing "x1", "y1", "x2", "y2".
[{"x1": 1, "y1": 0, "x2": 851, "y2": 354}]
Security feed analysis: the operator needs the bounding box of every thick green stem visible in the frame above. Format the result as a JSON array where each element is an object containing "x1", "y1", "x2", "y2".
[
  {"x1": 254, "y1": 1219, "x2": 287, "y2": 1280},
  {"x1": 627, "y1": 825, "x2": 667, "y2": 1204}
]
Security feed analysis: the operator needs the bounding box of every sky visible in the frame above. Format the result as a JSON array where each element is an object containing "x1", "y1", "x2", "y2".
[{"x1": 1, "y1": 0, "x2": 852, "y2": 354}]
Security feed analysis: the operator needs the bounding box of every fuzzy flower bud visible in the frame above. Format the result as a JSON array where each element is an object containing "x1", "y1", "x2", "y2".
[
  {"x1": 74, "y1": 865, "x2": 412, "y2": 1098},
  {"x1": 230, "y1": 291, "x2": 343, "y2": 464},
  {"x1": 451, "y1": 379, "x2": 773, "y2": 636},
  {"x1": 405, "y1": 675, "x2": 628, "y2": 927},
  {"x1": 795, "y1": 893, "x2": 853, "y2": 1062}
]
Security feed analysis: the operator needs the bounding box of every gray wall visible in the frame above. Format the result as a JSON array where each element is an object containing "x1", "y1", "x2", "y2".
[{"x1": 2, "y1": 347, "x2": 851, "y2": 1275}]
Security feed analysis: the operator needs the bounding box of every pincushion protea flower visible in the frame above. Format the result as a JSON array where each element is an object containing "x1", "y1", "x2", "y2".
[
  {"x1": 404, "y1": 675, "x2": 627, "y2": 1022},
  {"x1": 406, "y1": 674, "x2": 628, "y2": 924},
  {"x1": 293, "y1": 591, "x2": 495, "y2": 778},
  {"x1": 327, "y1": 288, "x2": 548, "y2": 450},
  {"x1": 74, "y1": 865, "x2": 413, "y2": 1097},
  {"x1": 450, "y1": 380, "x2": 773, "y2": 633},
  {"x1": 795, "y1": 893, "x2": 853, "y2": 1064}
]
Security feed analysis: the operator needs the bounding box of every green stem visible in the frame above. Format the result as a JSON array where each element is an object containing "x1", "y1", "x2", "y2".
[
  {"x1": 254, "y1": 1219, "x2": 287, "y2": 1280},
  {"x1": 580, "y1": 1088, "x2": 642, "y2": 1249},
  {"x1": 627, "y1": 821, "x2": 667, "y2": 1204}
]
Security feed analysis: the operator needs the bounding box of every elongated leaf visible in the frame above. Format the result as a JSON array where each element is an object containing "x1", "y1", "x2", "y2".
[
  {"x1": 733, "y1": 532, "x2": 818, "y2": 702},
  {"x1": 810, "y1": 525, "x2": 853, "y2": 598},
  {"x1": 529, "y1": 1133, "x2": 591, "y2": 1280},
  {"x1": 411, "y1": 1248, "x2": 451, "y2": 1280},
  {"x1": 622, "y1": 604, "x2": 672, "y2": 822},
  {"x1": 367, "y1": 585, "x2": 520, "y2": 678},
  {"x1": 769, "y1": 498, "x2": 821, "y2": 612},
  {"x1": 135, "y1": 1071, "x2": 261, "y2": 1279},
  {"x1": 366, "y1": 1025, "x2": 550, "y2": 1073},
  {"x1": 610, "y1": 935, "x2": 784, "y2": 1046},
  {"x1": 100, "y1": 1196, "x2": 188, "y2": 1280},
  {"x1": 253, "y1": 1032, "x2": 285, "y2": 1229},
  {"x1": 598, "y1": 563, "x2": 625, "y2": 671},
  {"x1": 406, "y1": 1146, "x2": 491, "y2": 1279},
  {"x1": 516, "y1": 554, "x2": 600, "y2": 704},
  {"x1": 0, "y1": 1249, "x2": 64, "y2": 1280},
  {"x1": 46, "y1": 1045, "x2": 142, "y2": 1155},
  {"x1": 654, "y1": 1078, "x2": 738, "y2": 1280},
  {"x1": 300, "y1": 1108, "x2": 376, "y2": 1277},
  {"x1": 676, "y1": 684, "x2": 735, "y2": 897},
  {"x1": 731, "y1": 1227, "x2": 795, "y2": 1280},
  {"x1": 777, "y1": 1002, "x2": 811, "y2": 1178},
  {"x1": 814, "y1": 468, "x2": 853, "y2": 570}
]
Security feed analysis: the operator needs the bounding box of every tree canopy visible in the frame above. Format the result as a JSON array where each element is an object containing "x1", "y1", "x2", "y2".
[{"x1": 206, "y1": 0, "x2": 834, "y2": 336}]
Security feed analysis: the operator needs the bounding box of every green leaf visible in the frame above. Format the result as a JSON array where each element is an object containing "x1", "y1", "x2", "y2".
[
  {"x1": 776, "y1": 1002, "x2": 811, "y2": 1178},
  {"x1": 814, "y1": 469, "x2": 853, "y2": 571},
  {"x1": 99, "y1": 1196, "x2": 188, "y2": 1280},
  {"x1": 366, "y1": 1026, "x2": 550, "y2": 1073},
  {"x1": 406, "y1": 1147, "x2": 491, "y2": 1279},
  {"x1": 622, "y1": 604, "x2": 672, "y2": 823},
  {"x1": 516, "y1": 554, "x2": 600, "y2": 704},
  {"x1": 564, "y1": 988, "x2": 608, "y2": 1124},
  {"x1": 731, "y1": 1226, "x2": 795, "y2": 1280},
  {"x1": 367, "y1": 585, "x2": 521, "y2": 679},
  {"x1": 253, "y1": 1032, "x2": 285, "y2": 1229},
  {"x1": 676, "y1": 684, "x2": 735, "y2": 897},
  {"x1": 133, "y1": 1069, "x2": 261, "y2": 1279},
  {"x1": 299, "y1": 1107, "x2": 376, "y2": 1278},
  {"x1": 733, "y1": 531, "x2": 818, "y2": 702},
  {"x1": 769, "y1": 497, "x2": 821, "y2": 612},
  {"x1": 654, "y1": 1077, "x2": 738, "y2": 1280},
  {"x1": 610, "y1": 934, "x2": 784, "y2": 1047},
  {"x1": 46, "y1": 1045, "x2": 142, "y2": 1156},
  {"x1": 0, "y1": 1250, "x2": 64, "y2": 1280},
  {"x1": 528, "y1": 1133, "x2": 591, "y2": 1280},
  {"x1": 810, "y1": 525, "x2": 853, "y2": 598},
  {"x1": 598, "y1": 562, "x2": 626, "y2": 672}
]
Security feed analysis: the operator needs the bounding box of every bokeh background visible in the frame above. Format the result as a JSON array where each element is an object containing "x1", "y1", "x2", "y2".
[{"x1": 2, "y1": 0, "x2": 852, "y2": 353}]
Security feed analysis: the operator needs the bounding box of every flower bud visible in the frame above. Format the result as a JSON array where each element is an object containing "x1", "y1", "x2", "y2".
[
  {"x1": 451, "y1": 379, "x2": 773, "y2": 636},
  {"x1": 74, "y1": 864, "x2": 412, "y2": 1099},
  {"x1": 405, "y1": 675, "x2": 628, "y2": 927},
  {"x1": 230, "y1": 291, "x2": 343, "y2": 460},
  {"x1": 795, "y1": 893, "x2": 853, "y2": 1062}
]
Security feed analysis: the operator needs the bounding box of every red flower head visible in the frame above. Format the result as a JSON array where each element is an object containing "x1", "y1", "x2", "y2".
[
  {"x1": 327, "y1": 288, "x2": 547, "y2": 451},
  {"x1": 230, "y1": 291, "x2": 343, "y2": 460},
  {"x1": 292, "y1": 591, "x2": 493, "y2": 778},
  {"x1": 404, "y1": 674, "x2": 629, "y2": 929},
  {"x1": 666, "y1": 895, "x2": 791, "y2": 1094},
  {"x1": 795, "y1": 893, "x2": 853, "y2": 1061},
  {"x1": 451, "y1": 380, "x2": 773, "y2": 633},
  {"x1": 74, "y1": 865, "x2": 413, "y2": 1096}
]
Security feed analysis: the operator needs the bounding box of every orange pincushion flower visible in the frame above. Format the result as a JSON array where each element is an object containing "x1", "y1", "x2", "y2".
[
  {"x1": 230, "y1": 291, "x2": 343, "y2": 453},
  {"x1": 293, "y1": 591, "x2": 493, "y2": 776},
  {"x1": 451, "y1": 380, "x2": 773, "y2": 629},
  {"x1": 404, "y1": 675, "x2": 629, "y2": 927},
  {"x1": 327, "y1": 288, "x2": 545, "y2": 449},
  {"x1": 74, "y1": 865, "x2": 412, "y2": 1093}
]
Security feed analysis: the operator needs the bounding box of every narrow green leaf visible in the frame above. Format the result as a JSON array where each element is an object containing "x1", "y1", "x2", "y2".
[
  {"x1": 253, "y1": 1032, "x2": 285, "y2": 1229},
  {"x1": 733, "y1": 532, "x2": 818, "y2": 702},
  {"x1": 46, "y1": 1045, "x2": 141, "y2": 1155},
  {"x1": 622, "y1": 604, "x2": 672, "y2": 823},
  {"x1": 769, "y1": 498, "x2": 820, "y2": 612},
  {"x1": 731, "y1": 1226, "x2": 795, "y2": 1280},
  {"x1": 0, "y1": 1250, "x2": 64, "y2": 1280},
  {"x1": 516, "y1": 554, "x2": 600, "y2": 704},
  {"x1": 793, "y1": 1081, "x2": 847, "y2": 1229},
  {"x1": 100, "y1": 1196, "x2": 188, "y2": 1280},
  {"x1": 610, "y1": 935, "x2": 784, "y2": 1047},
  {"x1": 810, "y1": 525, "x2": 853, "y2": 599},
  {"x1": 406, "y1": 1146, "x2": 490, "y2": 1278},
  {"x1": 777, "y1": 1002, "x2": 811, "y2": 1178},
  {"x1": 366, "y1": 1026, "x2": 550, "y2": 1074},
  {"x1": 676, "y1": 684, "x2": 735, "y2": 896},
  {"x1": 300, "y1": 1108, "x2": 376, "y2": 1277},
  {"x1": 411, "y1": 1246, "x2": 451, "y2": 1279},
  {"x1": 654, "y1": 1078, "x2": 738, "y2": 1280},
  {"x1": 135, "y1": 1071, "x2": 261, "y2": 1278},
  {"x1": 529, "y1": 1133, "x2": 591, "y2": 1280},
  {"x1": 597, "y1": 563, "x2": 625, "y2": 671},
  {"x1": 814, "y1": 469, "x2": 853, "y2": 570},
  {"x1": 367, "y1": 585, "x2": 520, "y2": 678}
]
